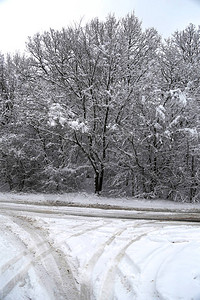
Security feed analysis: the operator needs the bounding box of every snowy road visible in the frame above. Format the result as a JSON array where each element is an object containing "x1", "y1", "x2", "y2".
[
  {"x1": 1, "y1": 196, "x2": 200, "y2": 299},
  {"x1": 0, "y1": 200, "x2": 200, "y2": 222}
]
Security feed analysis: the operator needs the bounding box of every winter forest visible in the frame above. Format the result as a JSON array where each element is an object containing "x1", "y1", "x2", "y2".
[{"x1": 0, "y1": 13, "x2": 199, "y2": 202}]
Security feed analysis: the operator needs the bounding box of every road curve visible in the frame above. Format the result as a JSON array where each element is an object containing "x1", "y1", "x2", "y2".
[{"x1": 0, "y1": 201, "x2": 200, "y2": 222}]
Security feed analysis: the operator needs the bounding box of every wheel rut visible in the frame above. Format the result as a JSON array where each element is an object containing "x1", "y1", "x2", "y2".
[{"x1": 1, "y1": 215, "x2": 79, "y2": 300}]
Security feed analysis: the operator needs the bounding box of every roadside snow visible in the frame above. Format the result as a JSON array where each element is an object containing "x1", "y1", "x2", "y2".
[{"x1": 0, "y1": 192, "x2": 199, "y2": 212}]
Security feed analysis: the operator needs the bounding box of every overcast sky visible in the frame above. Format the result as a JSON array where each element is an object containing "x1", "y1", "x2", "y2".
[{"x1": 0, "y1": 0, "x2": 200, "y2": 54}]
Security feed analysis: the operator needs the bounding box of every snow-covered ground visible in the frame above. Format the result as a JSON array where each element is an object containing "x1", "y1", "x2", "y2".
[{"x1": 0, "y1": 193, "x2": 200, "y2": 299}]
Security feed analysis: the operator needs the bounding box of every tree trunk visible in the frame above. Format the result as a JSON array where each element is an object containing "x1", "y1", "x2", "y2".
[
  {"x1": 94, "y1": 168, "x2": 104, "y2": 195},
  {"x1": 189, "y1": 155, "x2": 196, "y2": 202}
]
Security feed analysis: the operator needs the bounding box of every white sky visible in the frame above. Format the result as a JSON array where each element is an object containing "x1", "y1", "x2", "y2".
[{"x1": 0, "y1": 0, "x2": 200, "y2": 53}]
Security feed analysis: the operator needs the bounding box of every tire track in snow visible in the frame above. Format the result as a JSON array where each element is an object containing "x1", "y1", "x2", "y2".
[
  {"x1": 96, "y1": 225, "x2": 161, "y2": 300},
  {"x1": 80, "y1": 222, "x2": 151, "y2": 299},
  {"x1": 14, "y1": 215, "x2": 80, "y2": 300},
  {"x1": 1, "y1": 215, "x2": 79, "y2": 300},
  {"x1": 0, "y1": 241, "x2": 56, "y2": 299},
  {"x1": 112, "y1": 224, "x2": 160, "y2": 299},
  {"x1": 80, "y1": 226, "x2": 126, "y2": 300},
  {"x1": 0, "y1": 217, "x2": 64, "y2": 299},
  {"x1": 0, "y1": 240, "x2": 48, "y2": 273},
  {"x1": 69, "y1": 221, "x2": 112, "y2": 238},
  {"x1": 97, "y1": 233, "x2": 147, "y2": 300},
  {"x1": 35, "y1": 218, "x2": 114, "y2": 288},
  {"x1": 116, "y1": 265, "x2": 137, "y2": 298},
  {"x1": 116, "y1": 251, "x2": 141, "y2": 289},
  {"x1": 0, "y1": 217, "x2": 58, "y2": 298}
]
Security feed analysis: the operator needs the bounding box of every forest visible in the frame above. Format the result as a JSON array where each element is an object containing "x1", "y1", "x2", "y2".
[{"x1": 0, "y1": 13, "x2": 199, "y2": 201}]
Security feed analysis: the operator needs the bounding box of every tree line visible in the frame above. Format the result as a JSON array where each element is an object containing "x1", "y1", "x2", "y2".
[{"x1": 0, "y1": 13, "x2": 199, "y2": 201}]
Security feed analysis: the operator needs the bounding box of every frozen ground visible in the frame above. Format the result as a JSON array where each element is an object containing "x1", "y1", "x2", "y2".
[{"x1": 0, "y1": 193, "x2": 200, "y2": 299}]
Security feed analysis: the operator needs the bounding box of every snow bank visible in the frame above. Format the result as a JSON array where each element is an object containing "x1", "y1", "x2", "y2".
[{"x1": 0, "y1": 192, "x2": 199, "y2": 212}]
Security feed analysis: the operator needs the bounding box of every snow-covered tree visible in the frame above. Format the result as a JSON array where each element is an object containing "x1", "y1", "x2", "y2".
[
  {"x1": 0, "y1": 15, "x2": 199, "y2": 201},
  {"x1": 26, "y1": 13, "x2": 160, "y2": 194}
]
